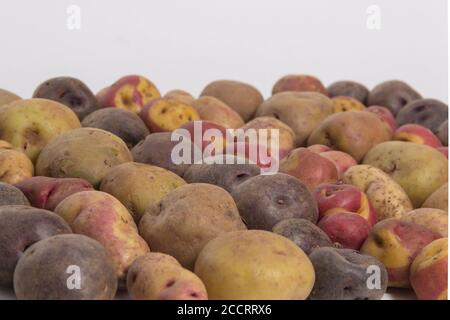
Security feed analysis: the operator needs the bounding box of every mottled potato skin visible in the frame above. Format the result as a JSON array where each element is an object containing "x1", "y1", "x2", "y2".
[
  {"x1": 400, "y1": 208, "x2": 448, "y2": 237},
  {"x1": 0, "y1": 149, "x2": 34, "y2": 184},
  {"x1": 343, "y1": 165, "x2": 413, "y2": 220},
  {"x1": 0, "y1": 182, "x2": 30, "y2": 206},
  {"x1": 36, "y1": 128, "x2": 132, "y2": 187},
  {"x1": 54, "y1": 191, "x2": 150, "y2": 282},
  {"x1": 82, "y1": 108, "x2": 149, "y2": 148},
  {"x1": 164, "y1": 90, "x2": 195, "y2": 105},
  {"x1": 363, "y1": 141, "x2": 448, "y2": 207},
  {"x1": 0, "y1": 88, "x2": 20, "y2": 106},
  {"x1": 200, "y1": 80, "x2": 264, "y2": 121},
  {"x1": 256, "y1": 92, "x2": 334, "y2": 146},
  {"x1": 436, "y1": 120, "x2": 448, "y2": 146},
  {"x1": 272, "y1": 218, "x2": 332, "y2": 254},
  {"x1": 0, "y1": 99, "x2": 81, "y2": 162},
  {"x1": 231, "y1": 173, "x2": 318, "y2": 230},
  {"x1": 194, "y1": 230, "x2": 315, "y2": 300},
  {"x1": 127, "y1": 253, "x2": 207, "y2": 300},
  {"x1": 14, "y1": 234, "x2": 117, "y2": 300},
  {"x1": 308, "y1": 111, "x2": 392, "y2": 162},
  {"x1": 367, "y1": 80, "x2": 422, "y2": 115},
  {"x1": 33, "y1": 77, "x2": 100, "y2": 120},
  {"x1": 396, "y1": 99, "x2": 448, "y2": 133},
  {"x1": 100, "y1": 162, "x2": 186, "y2": 222},
  {"x1": 0, "y1": 205, "x2": 71, "y2": 287},
  {"x1": 422, "y1": 183, "x2": 448, "y2": 212},
  {"x1": 327, "y1": 81, "x2": 369, "y2": 104},
  {"x1": 192, "y1": 96, "x2": 244, "y2": 129},
  {"x1": 308, "y1": 247, "x2": 388, "y2": 300},
  {"x1": 272, "y1": 74, "x2": 327, "y2": 95},
  {"x1": 139, "y1": 183, "x2": 246, "y2": 270}
]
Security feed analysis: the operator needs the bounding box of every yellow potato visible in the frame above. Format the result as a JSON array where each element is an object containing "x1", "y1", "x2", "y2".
[{"x1": 0, "y1": 149, "x2": 34, "y2": 184}]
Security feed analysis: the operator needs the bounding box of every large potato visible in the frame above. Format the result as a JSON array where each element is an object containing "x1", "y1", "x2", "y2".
[
  {"x1": 256, "y1": 91, "x2": 334, "y2": 146},
  {"x1": 194, "y1": 230, "x2": 315, "y2": 300},
  {"x1": 0, "y1": 149, "x2": 34, "y2": 184},
  {"x1": 0, "y1": 98, "x2": 81, "y2": 162},
  {"x1": 272, "y1": 74, "x2": 327, "y2": 95},
  {"x1": 343, "y1": 165, "x2": 413, "y2": 220},
  {"x1": 400, "y1": 208, "x2": 447, "y2": 237},
  {"x1": 0, "y1": 88, "x2": 20, "y2": 106},
  {"x1": 422, "y1": 183, "x2": 448, "y2": 212},
  {"x1": 100, "y1": 162, "x2": 186, "y2": 222},
  {"x1": 363, "y1": 141, "x2": 448, "y2": 207},
  {"x1": 192, "y1": 96, "x2": 244, "y2": 129},
  {"x1": 396, "y1": 99, "x2": 448, "y2": 133},
  {"x1": 308, "y1": 111, "x2": 392, "y2": 162},
  {"x1": 36, "y1": 128, "x2": 132, "y2": 187},
  {"x1": 139, "y1": 183, "x2": 246, "y2": 270}
]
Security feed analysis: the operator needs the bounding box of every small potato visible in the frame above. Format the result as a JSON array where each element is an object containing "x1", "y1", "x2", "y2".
[
  {"x1": 400, "y1": 208, "x2": 447, "y2": 237},
  {"x1": 272, "y1": 218, "x2": 332, "y2": 254},
  {"x1": 0, "y1": 182, "x2": 30, "y2": 206},
  {"x1": 127, "y1": 253, "x2": 207, "y2": 300},
  {"x1": 272, "y1": 74, "x2": 327, "y2": 95},
  {"x1": 192, "y1": 96, "x2": 244, "y2": 129},
  {"x1": 100, "y1": 162, "x2": 186, "y2": 222},
  {"x1": 200, "y1": 80, "x2": 263, "y2": 121},
  {"x1": 422, "y1": 183, "x2": 448, "y2": 212},
  {"x1": 327, "y1": 81, "x2": 369, "y2": 104},
  {"x1": 35, "y1": 128, "x2": 132, "y2": 188},
  {"x1": 14, "y1": 234, "x2": 117, "y2": 299},
  {"x1": 139, "y1": 98, "x2": 200, "y2": 132},
  {"x1": 0, "y1": 149, "x2": 34, "y2": 184},
  {"x1": 231, "y1": 173, "x2": 318, "y2": 230},
  {"x1": 195, "y1": 230, "x2": 315, "y2": 300},
  {"x1": 164, "y1": 89, "x2": 195, "y2": 105},
  {"x1": 139, "y1": 183, "x2": 246, "y2": 270},
  {"x1": 343, "y1": 165, "x2": 413, "y2": 220},
  {"x1": 396, "y1": 99, "x2": 448, "y2": 133},
  {"x1": 0, "y1": 205, "x2": 71, "y2": 287},
  {"x1": 436, "y1": 120, "x2": 448, "y2": 146},
  {"x1": 81, "y1": 108, "x2": 149, "y2": 148},
  {"x1": 0, "y1": 88, "x2": 20, "y2": 106},
  {"x1": 308, "y1": 247, "x2": 388, "y2": 300},
  {"x1": 331, "y1": 96, "x2": 366, "y2": 113}
]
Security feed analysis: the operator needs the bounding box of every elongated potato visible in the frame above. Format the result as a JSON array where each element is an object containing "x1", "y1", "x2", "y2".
[{"x1": 342, "y1": 165, "x2": 413, "y2": 220}]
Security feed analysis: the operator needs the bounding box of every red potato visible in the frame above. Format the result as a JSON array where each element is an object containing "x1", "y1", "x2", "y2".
[
  {"x1": 319, "y1": 151, "x2": 357, "y2": 178},
  {"x1": 365, "y1": 106, "x2": 397, "y2": 133},
  {"x1": 179, "y1": 120, "x2": 228, "y2": 154},
  {"x1": 394, "y1": 124, "x2": 443, "y2": 148},
  {"x1": 307, "y1": 144, "x2": 331, "y2": 153},
  {"x1": 272, "y1": 74, "x2": 327, "y2": 95}
]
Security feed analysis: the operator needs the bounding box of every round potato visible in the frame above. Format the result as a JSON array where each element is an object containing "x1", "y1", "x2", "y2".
[
  {"x1": 0, "y1": 88, "x2": 20, "y2": 106},
  {"x1": 192, "y1": 96, "x2": 244, "y2": 129},
  {"x1": 0, "y1": 149, "x2": 34, "y2": 184},
  {"x1": 164, "y1": 89, "x2": 195, "y2": 105},
  {"x1": 0, "y1": 182, "x2": 30, "y2": 207},
  {"x1": 396, "y1": 99, "x2": 448, "y2": 133},
  {"x1": 422, "y1": 183, "x2": 448, "y2": 212},
  {"x1": 327, "y1": 80, "x2": 369, "y2": 104},
  {"x1": 272, "y1": 74, "x2": 327, "y2": 95},
  {"x1": 400, "y1": 208, "x2": 447, "y2": 237}
]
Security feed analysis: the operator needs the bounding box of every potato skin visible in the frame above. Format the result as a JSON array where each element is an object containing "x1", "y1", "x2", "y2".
[
  {"x1": 139, "y1": 183, "x2": 246, "y2": 270},
  {"x1": 308, "y1": 247, "x2": 388, "y2": 300},
  {"x1": 164, "y1": 89, "x2": 195, "y2": 105},
  {"x1": 0, "y1": 149, "x2": 34, "y2": 184},
  {"x1": 400, "y1": 208, "x2": 448, "y2": 237},
  {"x1": 272, "y1": 74, "x2": 327, "y2": 95},
  {"x1": 231, "y1": 173, "x2": 318, "y2": 230},
  {"x1": 342, "y1": 165, "x2": 413, "y2": 220},
  {"x1": 81, "y1": 108, "x2": 150, "y2": 148},
  {"x1": 192, "y1": 96, "x2": 244, "y2": 129},
  {"x1": 0, "y1": 88, "x2": 20, "y2": 106},
  {"x1": 422, "y1": 183, "x2": 448, "y2": 212},
  {"x1": 327, "y1": 81, "x2": 369, "y2": 104},
  {"x1": 272, "y1": 218, "x2": 332, "y2": 254},
  {"x1": 0, "y1": 205, "x2": 71, "y2": 287},
  {"x1": 396, "y1": 99, "x2": 448, "y2": 133},
  {"x1": 14, "y1": 234, "x2": 117, "y2": 300},
  {"x1": 127, "y1": 253, "x2": 207, "y2": 300},
  {"x1": 0, "y1": 182, "x2": 30, "y2": 206},
  {"x1": 194, "y1": 230, "x2": 315, "y2": 300}
]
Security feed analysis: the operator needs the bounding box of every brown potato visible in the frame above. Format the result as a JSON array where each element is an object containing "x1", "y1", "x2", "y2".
[
  {"x1": 327, "y1": 81, "x2": 369, "y2": 104},
  {"x1": 163, "y1": 89, "x2": 195, "y2": 105},
  {"x1": 0, "y1": 149, "x2": 34, "y2": 184},
  {"x1": 272, "y1": 74, "x2": 327, "y2": 95},
  {"x1": 0, "y1": 182, "x2": 30, "y2": 207},
  {"x1": 396, "y1": 99, "x2": 448, "y2": 133},
  {"x1": 192, "y1": 96, "x2": 244, "y2": 129},
  {"x1": 0, "y1": 88, "x2": 20, "y2": 106},
  {"x1": 436, "y1": 120, "x2": 448, "y2": 146},
  {"x1": 422, "y1": 183, "x2": 448, "y2": 212}
]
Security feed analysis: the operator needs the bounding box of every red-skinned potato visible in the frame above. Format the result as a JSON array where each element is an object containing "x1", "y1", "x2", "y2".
[
  {"x1": 437, "y1": 147, "x2": 448, "y2": 158},
  {"x1": 307, "y1": 144, "x2": 331, "y2": 153},
  {"x1": 179, "y1": 120, "x2": 228, "y2": 154},
  {"x1": 272, "y1": 74, "x2": 326, "y2": 95},
  {"x1": 331, "y1": 96, "x2": 365, "y2": 113},
  {"x1": 400, "y1": 208, "x2": 448, "y2": 237},
  {"x1": 319, "y1": 151, "x2": 357, "y2": 178},
  {"x1": 192, "y1": 96, "x2": 244, "y2": 129},
  {"x1": 394, "y1": 124, "x2": 442, "y2": 148},
  {"x1": 97, "y1": 75, "x2": 160, "y2": 113},
  {"x1": 365, "y1": 106, "x2": 397, "y2": 133}
]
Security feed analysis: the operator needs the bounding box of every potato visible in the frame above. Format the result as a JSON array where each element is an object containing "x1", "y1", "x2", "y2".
[
  {"x1": 0, "y1": 182, "x2": 30, "y2": 207},
  {"x1": 164, "y1": 89, "x2": 195, "y2": 105},
  {"x1": 192, "y1": 96, "x2": 244, "y2": 129},
  {"x1": 331, "y1": 96, "x2": 366, "y2": 113},
  {"x1": 436, "y1": 120, "x2": 448, "y2": 146},
  {"x1": 183, "y1": 160, "x2": 260, "y2": 193},
  {"x1": 422, "y1": 183, "x2": 448, "y2": 212},
  {"x1": 327, "y1": 80, "x2": 369, "y2": 104},
  {"x1": 307, "y1": 111, "x2": 392, "y2": 162},
  {"x1": 0, "y1": 205, "x2": 71, "y2": 287},
  {"x1": 127, "y1": 253, "x2": 207, "y2": 300},
  {"x1": 100, "y1": 162, "x2": 186, "y2": 222},
  {"x1": 0, "y1": 149, "x2": 34, "y2": 184},
  {"x1": 14, "y1": 234, "x2": 117, "y2": 299},
  {"x1": 308, "y1": 247, "x2": 388, "y2": 300},
  {"x1": 81, "y1": 108, "x2": 149, "y2": 148},
  {"x1": 367, "y1": 80, "x2": 422, "y2": 115},
  {"x1": 256, "y1": 91, "x2": 334, "y2": 146},
  {"x1": 0, "y1": 88, "x2": 20, "y2": 106},
  {"x1": 32, "y1": 77, "x2": 100, "y2": 120},
  {"x1": 272, "y1": 74, "x2": 327, "y2": 95},
  {"x1": 0, "y1": 140, "x2": 13, "y2": 150},
  {"x1": 396, "y1": 99, "x2": 448, "y2": 133},
  {"x1": 139, "y1": 183, "x2": 246, "y2": 270},
  {"x1": 342, "y1": 165, "x2": 413, "y2": 220},
  {"x1": 400, "y1": 208, "x2": 447, "y2": 237},
  {"x1": 0, "y1": 98, "x2": 81, "y2": 162},
  {"x1": 363, "y1": 141, "x2": 448, "y2": 207},
  {"x1": 200, "y1": 80, "x2": 263, "y2": 121},
  {"x1": 272, "y1": 218, "x2": 332, "y2": 254},
  {"x1": 194, "y1": 230, "x2": 315, "y2": 300},
  {"x1": 35, "y1": 128, "x2": 132, "y2": 187}
]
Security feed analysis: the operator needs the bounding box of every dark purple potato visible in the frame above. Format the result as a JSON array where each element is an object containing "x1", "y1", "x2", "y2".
[
  {"x1": 327, "y1": 81, "x2": 369, "y2": 104},
  {"x1": 436, "y1": 120, "x2": 448, "y2": 146},
  {"x1": 367, "y1": 80, "x2": 421, "y2": 115},
  {"x1": 396, "y1": 99, "x2": 448, "y2": 133},
  {"x1": 0, "y1": 182, "x2": 30, "y2": 206},
  {"x1": 33, "y1": 77, "x2": 100, "y2": 119}
]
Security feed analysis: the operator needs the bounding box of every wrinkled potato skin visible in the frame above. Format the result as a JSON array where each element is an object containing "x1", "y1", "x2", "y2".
[
  {"x1": 36, "y1": 128, "x2": 132, "y2": 187},
  {"x1": 100, "y1": 162, "x2": 186, "y2": 223},
  {"x1": 192, "y1": 96, "x2": 244, "y2": 129},
  {"x1": 327, "y1": 81, "x2": 369, "y2": 104},
  {"x1": 0, "y1": 88, "x2": 21, "y2": 106},
  {"x1": 139, "y1": 183, "x2": 246, "y2": 270},
  {"x1": 363, "y1": 141, "x2": 448, "y2": 208},
  {"x1": 127, "y1": 253, "x2": 207, "y2": 300},
  {"x1": 194, "y1": 230, "x2": 315, "y2": 300},
  {"x1": 422, "y1": 183, "x2": 448, "y2": 212},
  {"x1": 0, "y1": 182, "x2": 30, "y2": 206},
  {"x1": 14, "y1": 234, "x2": 117, "y2": 300},
  {"x1": 343, "y1": 165, "x2": 413, "y2": 220},
  {"x1": 0, "y1": 149, "x2": 34, "y2": 184},
  {"x1": 400, "y1": 208, "x2": 448, "y2": 237}
]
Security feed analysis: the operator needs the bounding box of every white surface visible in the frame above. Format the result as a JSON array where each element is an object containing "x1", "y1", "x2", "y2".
[{"x1": 0, "y1": 0, "x2": 447, "y2": 101}]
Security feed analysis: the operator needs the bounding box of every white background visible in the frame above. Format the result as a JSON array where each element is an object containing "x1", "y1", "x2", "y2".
[{"x1": 0, "y1": 0, "x2": 447, "y2": 102}]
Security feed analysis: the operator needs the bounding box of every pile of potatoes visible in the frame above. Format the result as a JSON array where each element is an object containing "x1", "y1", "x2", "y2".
[{"x1": 0, "y1": 74, "x2": 448, "y2": 300}]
